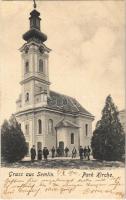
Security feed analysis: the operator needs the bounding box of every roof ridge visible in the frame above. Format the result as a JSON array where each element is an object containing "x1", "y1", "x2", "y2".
[
  {"x1": 69, "y1": 98, "x2": 80, "y2": 112},
  {"x1": 65, "y1": 119, "x2": 79, "y2": 127},
  {"x1": 49, "y1": 90, "x2": 94, "y2": 117},
  {"x1": 50, "y1": 90, "x2": 75, "y2": 100},
  {"x1": 55, "y1": 118, "x2": 79, "y2": 128}
]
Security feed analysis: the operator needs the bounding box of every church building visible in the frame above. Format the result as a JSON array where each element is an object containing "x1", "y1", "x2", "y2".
[{"x1": 15, "y1": 4, "x2": 94, "y2": 155}]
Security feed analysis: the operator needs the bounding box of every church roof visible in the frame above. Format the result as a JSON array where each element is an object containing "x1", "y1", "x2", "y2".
[
  {"x1": 55, "y1": 119, "x2": 80, "y2": 129},
  {"x1": 46, "y1": 91, "x2": 94, "y2": 118}
]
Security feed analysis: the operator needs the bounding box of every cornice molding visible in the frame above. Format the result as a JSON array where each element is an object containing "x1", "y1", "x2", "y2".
[
  {"x1": 15, "y1": 106, "x2": 94, "y2": 120},
  {"x1": 20, "y1": 76, "x2": 51, "y2": 85},
  {"x1": 20, "y1": 41, "x2": 51, "y2": 53}
]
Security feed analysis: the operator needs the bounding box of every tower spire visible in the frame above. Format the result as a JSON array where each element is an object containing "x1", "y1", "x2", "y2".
[
  {"x1": 22, "y1": 1, "x2": 47, "y2": 43},
  {"x1": 33, "y1": 0, "x2": 37, "y2": 9}
]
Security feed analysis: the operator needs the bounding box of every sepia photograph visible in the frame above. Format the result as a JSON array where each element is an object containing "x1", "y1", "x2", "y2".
[{"x1": 0, "y1": 0, "x2": 125, "y2": 198}]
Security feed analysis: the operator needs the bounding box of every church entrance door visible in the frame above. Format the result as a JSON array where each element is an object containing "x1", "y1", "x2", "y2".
[
  {"x1": 59, "y1": 141, "x2": 64, "y2": 157},
  {"x1": 37, "y1": 142, "x2": 42, "y2": 152}
]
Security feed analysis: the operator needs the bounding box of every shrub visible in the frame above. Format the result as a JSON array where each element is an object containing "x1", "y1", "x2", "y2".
[
  {"x1": 1, "y1": 115, "x2": 28, "y2": 163},
  {"x1": 91, "y1": 95, "x2": 125, "y2": 161}
]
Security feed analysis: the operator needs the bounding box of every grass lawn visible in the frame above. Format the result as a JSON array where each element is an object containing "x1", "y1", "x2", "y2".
[{"x1": 1, "y1": 157, "x2": 125, "y2": 169}]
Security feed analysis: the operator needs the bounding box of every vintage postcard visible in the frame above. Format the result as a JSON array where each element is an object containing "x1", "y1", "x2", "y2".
[{"x1": 0, "y1": 0, "x2": 125, "y2": 199}]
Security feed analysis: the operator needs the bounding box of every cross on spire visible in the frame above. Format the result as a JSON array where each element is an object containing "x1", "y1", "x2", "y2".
[{"x1": 33, "y1": 0, "x2": 37, "y2": 9}]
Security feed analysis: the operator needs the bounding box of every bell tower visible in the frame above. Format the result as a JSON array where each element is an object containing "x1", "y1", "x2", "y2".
[{"x1": 17, "y1": 3, "x2": 51, "y2": 111}]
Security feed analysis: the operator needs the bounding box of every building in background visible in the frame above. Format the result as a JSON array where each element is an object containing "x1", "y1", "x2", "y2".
[
  {"x1": 15, "y1": 5, "x2": 94, "y2": 156},
  {"x1": 119, "y1": 109, "x2": 126, "y2": 134}
]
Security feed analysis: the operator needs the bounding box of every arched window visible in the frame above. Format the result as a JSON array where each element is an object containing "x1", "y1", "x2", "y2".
[
  {"x1": 85, "y1": 124, "x2": 88, "y2": 136},
  {"x1": 39, "y1": 87, "x2": 42, "y2": 92},
  {"x1": 39, "y1": 59, "x2": 43, "y2": 72},
  {"x1": 71, "y1": 133, "x2": 74, "y2": 144},
  {"x1": 48, "y1": 119, "x2": 53, "y2": 134},
  {"x1": 25, "y1": 61, "x2": 29, "y2": 73},
  {"x1": 25, "y1": 92, "x2": 29, "y2": 102},
  {"x1": 38, "y1": 119, "x2": 42, "y2": 134},
  {"x1": 19, "y1": 123, "x2": 21, "y2": 128},
  {"x1": 25, "y1": 124, "x2": 29, "y2": 135},
  {"x1": 26, "y1": 142, "x2": 29, "y2": 155},
  {"x1": 37, "y1": 142, "x2": 42, "y2": 151}
]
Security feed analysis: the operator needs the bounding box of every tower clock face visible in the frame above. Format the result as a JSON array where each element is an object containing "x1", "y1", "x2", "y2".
[{"x1": 39, "y1": 46, "x2": 44, "y2": 54}]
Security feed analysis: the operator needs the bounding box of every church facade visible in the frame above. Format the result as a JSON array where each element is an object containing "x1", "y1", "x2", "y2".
[{"x1": 15, "y1": 7, "x2": 94, "y2": 155}]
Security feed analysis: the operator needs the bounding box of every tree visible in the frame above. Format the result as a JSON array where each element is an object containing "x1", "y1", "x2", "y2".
[
  {"x1": 1, "y1": 115, "x2": 28, "y2": 163},
  {"x1": 91, "y1": 95, "x2": 125, "y2": 161}
]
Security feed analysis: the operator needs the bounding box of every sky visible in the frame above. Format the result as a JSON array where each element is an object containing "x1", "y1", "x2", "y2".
[{"x1": 0, "y1": 0, "x2": 125, "y2": 129}]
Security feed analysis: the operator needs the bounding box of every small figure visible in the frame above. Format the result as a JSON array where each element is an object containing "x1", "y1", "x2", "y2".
[
  {"x1": 56, "y1": 147, "x2": 60, "y2": 157},
  {"x1": 83, "y1": 146, "x2": 87, "y2": 159},
  {"x1": 38, "y1": 148, "x2": 42, "y2": 161},
  {"x1": 79, "y1": 146, "x2": 83, "y2": 160},
  {"x1": 72, "y1": 147, "x2": 77, "y2": 158},
  {"x1": 43, "y1": 147, "x2": 49, "y2": 160},
  {"x1": 64, "y1": 147, "x2": 69, "y2": 157},
  {"x1": 30, "y1": 145, "x2": 36, "y2": 162},
  {"x1": 87, "y1": 146, "x2": 91, "y2": 160},
  {"x1": 51, "y1": 146, "x2": 55, "y2": 158}
]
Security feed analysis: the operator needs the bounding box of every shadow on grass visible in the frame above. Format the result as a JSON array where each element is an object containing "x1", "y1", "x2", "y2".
[{"x1": 1, "y1": 158, "x2": 125, "y2": 169}]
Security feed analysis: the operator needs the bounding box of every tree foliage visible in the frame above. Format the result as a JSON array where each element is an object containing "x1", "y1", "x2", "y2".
[
  {"x1": 91, "y1": 95, "x2": 125, "y2": 161},
  {"x1": 1, "y1": 115, "x2": 28, "y2": 163}
]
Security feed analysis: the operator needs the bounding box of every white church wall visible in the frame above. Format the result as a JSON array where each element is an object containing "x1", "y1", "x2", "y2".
[
  {"x1": 43, "y1": 111, "x2": 77, "y2": 150},
  {"x1": 16, "y1": 114, "x2": 33, "y2": 154},
  {"x1": 77, "y1": 116, "x2": 93, "y2": 148},
  {"x1": 16, "y1": 110, "x2": 93, "y2": 156},
  {"x1": 66, "y1": 128, "x2": 79, "y2": 153},
  {"x1": 21, "y1": 80, "x2": 35, "y2": 109},
  {"x1": 44, "y1": 112, "x2": 58, "y2": 149},
  {"x1": 34, "y1": 81, "x2": 49, "y2": 95},
  {"x1": 57, "y1": 127, "x2": 79, "y2": 154},
  {"x1": 21, "y1": 46, "x2": 36, "y2": 80},
  {"x1": 57, "y1": 127, "x2": 67, "y2": 146},
  {"x1": 44, "y1": 110, "x2": 77, "y2": 134},
  {"x1": 34, "y1": 112, "x2": 45, "y2": 149}
]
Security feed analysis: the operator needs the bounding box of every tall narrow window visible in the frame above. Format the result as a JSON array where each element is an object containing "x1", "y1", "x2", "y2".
[
  {"x1": 25, "y1": 124, "x2": 29, "y2": 135},
  {"x1": 39, "y1": 87, "x2": 42, "y2": 92},
  {"x1": 25, "y1": 92, "x2": 29, "y2": 102},
  {"x1": 36, "y1": 18, "x2": 40, "y2": 29},
  {"x1": 25, "y1": 61, "x2": 29, "y2": 73},
  {"x1": 85, "y1": 124, "x2": 88, "y2": 136},
  {"x1": 48, "y1": 119, "x2": 53, "y2": 134},
  {"x1": 38, "y1": 119, "x2": 42, "y2": 134},
  {"x1": 37, "y1": 142, "x2": 42, "y2": 151},
  {"x1": 39, "y1": 59, "x2": 43, "y2": 72},
  {"x1": 71, "y1": 133, "x2": 74, "y2": 144},
  {"x1": 26, "y1": 142, "x2": 29, "y2": 155}
]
